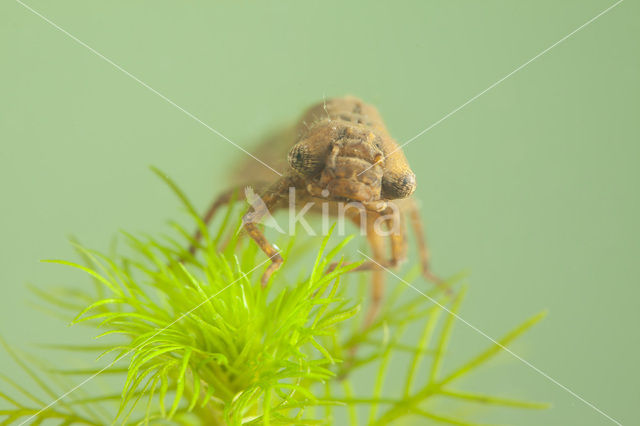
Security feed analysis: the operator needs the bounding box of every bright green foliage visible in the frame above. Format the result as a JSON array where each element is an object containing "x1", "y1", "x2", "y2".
[{"x1": 0, "y1": 170, "x2": 548, "y2": 425}]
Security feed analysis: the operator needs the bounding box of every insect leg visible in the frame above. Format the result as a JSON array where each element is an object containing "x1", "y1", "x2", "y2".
[
  {"x1": 242, "y1": 184, "x2": 288, "y2": 287},
  {"x1": 328, "y1": 206, "x2": 406, "y2": 272},
  {"x1": 324, "y1": 208, "x2": 404, "y2": 329},
  {"x1": 407, "y1": 199, "x2": 449, "y2": 292},
  {"x1": 364, "y1": 233, "x2": 385, "y2": 328},
  {"x1": 362, "y1": 213, "x2": 387, "y2": 328},
  {"x1": 189, "y1": 187, "x2": 246, "y2": 254},
  {"x1": 324, "y1": 211, "x2": 387, "y2": 327},
  {"x1": 383, "y1": 203, "x2": 408, "y2": 268},
  {"x1": 357, "y1": 206, "x2": 408, "y2": 327}
]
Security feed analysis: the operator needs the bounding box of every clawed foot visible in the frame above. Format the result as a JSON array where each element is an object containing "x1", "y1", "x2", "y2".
[
  {"x1": 423, "y1": 268, "x2": 453, "y2": 296},
  {"x1": 260, "y1": 254, "x2": 283, "y2": 287}
]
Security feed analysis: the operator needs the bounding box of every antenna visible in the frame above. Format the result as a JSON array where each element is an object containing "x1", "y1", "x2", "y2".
[{"x1": 323, "y1": 92, "x2": 332, "y2": 122}]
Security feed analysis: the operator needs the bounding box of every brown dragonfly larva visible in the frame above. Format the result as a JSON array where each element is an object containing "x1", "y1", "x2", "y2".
[{"x1": 192, "y1": 96, "x2": 442, "y2": 326}]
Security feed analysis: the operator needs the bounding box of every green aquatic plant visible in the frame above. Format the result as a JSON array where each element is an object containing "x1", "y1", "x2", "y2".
[{"x1": 0, "y1": 170, "x2": 548, "y2": 425}]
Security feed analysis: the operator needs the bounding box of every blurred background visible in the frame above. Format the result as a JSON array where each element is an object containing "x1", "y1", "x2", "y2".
[{"x1": 1, "y1": 1, "x2": 638, "y2": 424}]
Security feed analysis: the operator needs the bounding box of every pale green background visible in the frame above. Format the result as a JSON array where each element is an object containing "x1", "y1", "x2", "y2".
[{"x1": 1, "y1": 1, "x2": 638, "y2": 425}]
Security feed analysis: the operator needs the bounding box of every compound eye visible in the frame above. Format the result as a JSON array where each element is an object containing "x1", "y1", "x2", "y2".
[
  {"x1": 288, "y1": 143, "x2": 322, "y2": 176},
  {"x1": 382, "y1": 171, "x2": 416, "y2": 199}
]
